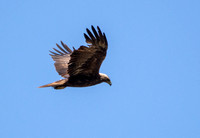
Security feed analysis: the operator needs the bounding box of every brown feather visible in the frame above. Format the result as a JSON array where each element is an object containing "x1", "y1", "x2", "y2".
[
  {"x1": 61, "y1": 41, "x2": 72, "y2": 53},
  {"x1": 56, "y1": 43, "x2": 69, "y2": 54},
  {"x1": 49, "y1": 41, "x2": 72, "y2": 78},
  {"x1": 67, "y1": 26, "x2": 108, "y2": 76},
  {"x1": 38, "y1": 79, "x2": 68, "y2": 89}
]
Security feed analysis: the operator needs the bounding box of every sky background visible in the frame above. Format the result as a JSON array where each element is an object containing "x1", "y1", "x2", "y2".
[{"x1": 0, "y1": 0, "x2": 200, "y2": 137}]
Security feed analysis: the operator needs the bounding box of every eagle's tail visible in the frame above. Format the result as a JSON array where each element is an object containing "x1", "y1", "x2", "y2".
[{"x1": 38, "y1": 79, "x2": 68, "y2": 89}]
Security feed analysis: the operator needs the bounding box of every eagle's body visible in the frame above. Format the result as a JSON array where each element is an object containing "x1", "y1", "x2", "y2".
[{"x1": 39, "y1": 26, "x2": 111, "y2": 89}]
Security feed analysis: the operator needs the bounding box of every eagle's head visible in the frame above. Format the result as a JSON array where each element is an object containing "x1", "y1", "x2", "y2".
[{"x1": 99, "y1": 73, "x2": 112, "y2": 86}]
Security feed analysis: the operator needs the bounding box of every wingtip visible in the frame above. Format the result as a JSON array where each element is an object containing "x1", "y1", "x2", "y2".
[
  {"x1": 86, "y1": 28, "x2": 90, "y2": 33},
  {"x1": 91, "y1": 25, "x2": 95, "y2": 29},
  {"x1": 97, "y1": 26, "x2": 100, "y2": 31},
  {"x1": 84, "y1": 33, "x2": 87, "y2": 38},
  {"x1": 91, "y1": 25, "x2": 100, "y2": 29}
]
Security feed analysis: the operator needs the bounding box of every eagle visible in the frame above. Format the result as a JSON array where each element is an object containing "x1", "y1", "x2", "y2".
[{"x1": 38, "y1": 26, "x2": 111, "y2": 89}]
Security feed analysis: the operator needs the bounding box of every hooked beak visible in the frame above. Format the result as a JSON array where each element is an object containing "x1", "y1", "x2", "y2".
[{"x1": 107, "y1": 80, "x2": 112, "y2": 86}]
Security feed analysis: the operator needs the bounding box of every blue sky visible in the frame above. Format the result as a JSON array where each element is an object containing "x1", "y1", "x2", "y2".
[{"x1": 1, "y1": 0, "x2": 200, "y2": 137}]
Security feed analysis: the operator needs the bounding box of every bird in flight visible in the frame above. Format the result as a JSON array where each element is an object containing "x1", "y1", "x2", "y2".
[{"x1": 38, "y1": 26, "x2": 111, "y2": 89}]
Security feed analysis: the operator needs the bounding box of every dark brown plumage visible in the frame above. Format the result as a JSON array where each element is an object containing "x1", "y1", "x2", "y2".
[{"x1": 39, "y1": 26, "x2": 111, "y2": 89}]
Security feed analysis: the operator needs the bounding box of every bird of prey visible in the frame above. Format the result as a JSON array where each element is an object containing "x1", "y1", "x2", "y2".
[{"x1": 38, "y1": 26, "x2": 111, "y2": 89}]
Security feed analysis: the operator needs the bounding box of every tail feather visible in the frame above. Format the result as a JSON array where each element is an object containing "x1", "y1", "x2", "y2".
[{"x1": 38, "y1": 79, "x2": 68, "y2": 89}]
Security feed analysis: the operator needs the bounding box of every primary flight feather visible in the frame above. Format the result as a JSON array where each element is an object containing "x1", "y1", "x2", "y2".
[{"x1": 39, "y1": 26, "x2": 111, "y2": 89}]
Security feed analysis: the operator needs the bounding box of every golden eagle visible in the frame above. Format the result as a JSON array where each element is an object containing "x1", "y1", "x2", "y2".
[{"x1": 39, "y1": 26, "x2": 111, "y2": 89}]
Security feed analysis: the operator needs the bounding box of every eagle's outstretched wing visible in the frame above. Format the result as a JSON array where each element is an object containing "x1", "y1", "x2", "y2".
[
  {"x1": 49, "y1": 26, "x2": 108, "y2": 78},
  {"x1": 49, "y1": 41, "x2": 72, "y2": 78}
]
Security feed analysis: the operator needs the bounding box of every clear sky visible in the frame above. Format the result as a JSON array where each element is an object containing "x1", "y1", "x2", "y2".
[{"x1": 1, "y1": 0, "x2": 200, "y2": 137}]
